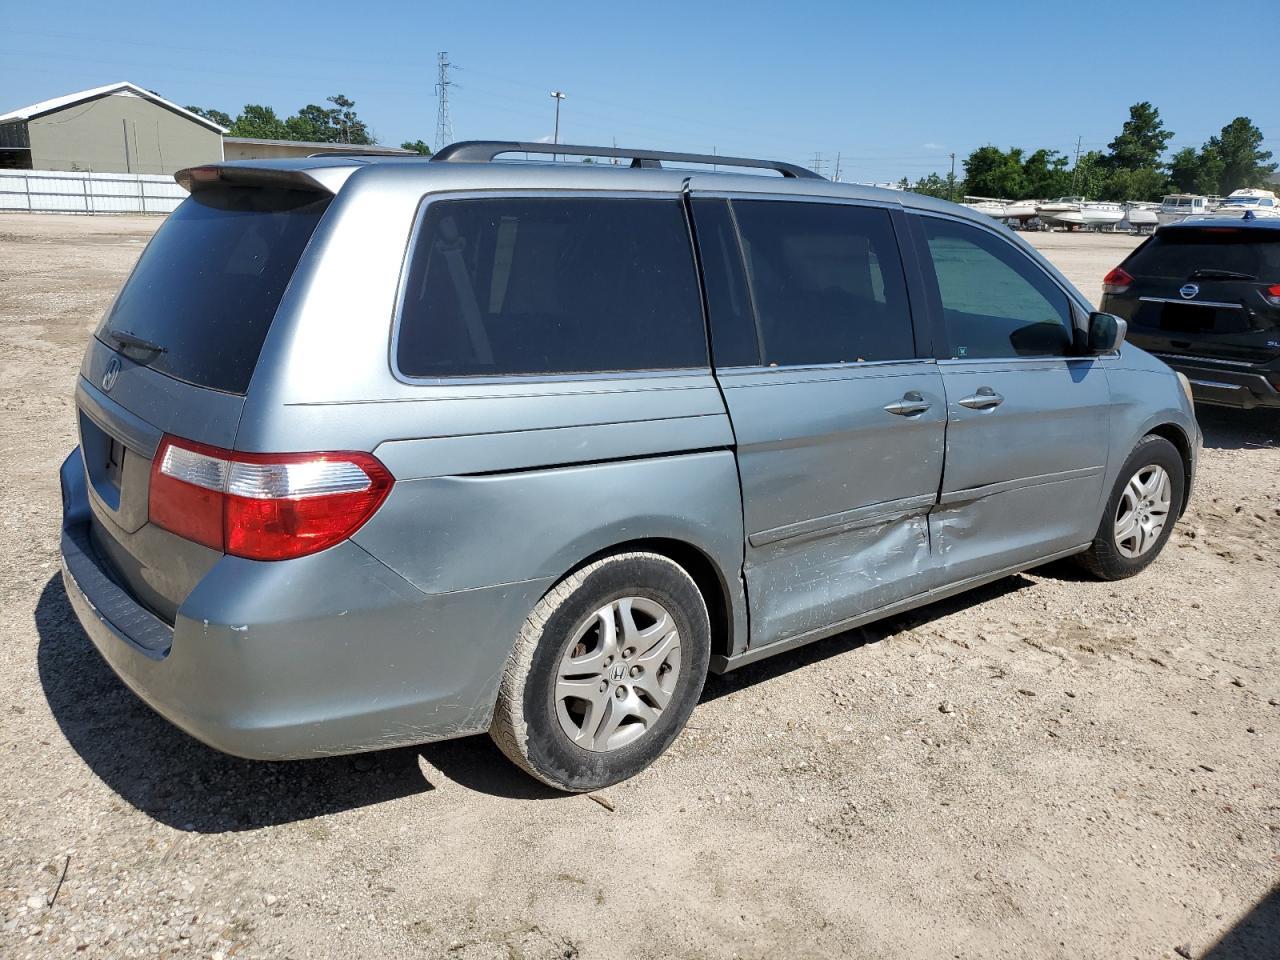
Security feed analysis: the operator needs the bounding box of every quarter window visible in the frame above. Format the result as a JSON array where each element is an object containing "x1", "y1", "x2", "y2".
[
  {"x1": 395, "y1": 197, "x2": 707, "y2": 378},
  {"x1": 921, "y1": 217, "x2": 1074, "y2": 359},
  {"x1": 731, "y1": 200, "x2": 915, "y2": 366}
]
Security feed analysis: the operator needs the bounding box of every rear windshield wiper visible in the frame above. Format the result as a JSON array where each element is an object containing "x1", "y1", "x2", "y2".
[
  {"x1": 106, "y1": 329, "x2": 167, "y2": 359},
  {"x1": 1188, "y1": 268, "x2": 1257, "y2": 281}
]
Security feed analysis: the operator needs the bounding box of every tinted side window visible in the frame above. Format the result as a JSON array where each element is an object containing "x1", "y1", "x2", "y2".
[
  {"x1": 691, "y1": 199, "x2": 760, "y2": 367},
  {"x1": 921, "y1": 217, "x2": 1073, "y2": 359},
  {"x1": 396, "y1": 197, "x2": 707, "y2": 378},
  {"x1": 731, "y1": 200, "x2": 914, "y2": 366}
]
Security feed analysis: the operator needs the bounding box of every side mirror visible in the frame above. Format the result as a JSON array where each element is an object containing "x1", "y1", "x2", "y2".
[{"x1": 1087, "y1": 311, "x2": 1127, "y2": 354}]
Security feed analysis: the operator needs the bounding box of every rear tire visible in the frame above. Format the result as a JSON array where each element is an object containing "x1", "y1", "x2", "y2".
[
  {"x1": 1076, "y1": 434, "x2": 1184, "y2": 580},
  {"x1": 490, "y1": 551, "x2": 710, "y2": 792}
]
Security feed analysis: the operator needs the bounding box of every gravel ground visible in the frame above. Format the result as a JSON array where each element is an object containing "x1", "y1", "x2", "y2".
[{"x1": 0, "y1": 215, "x2": 1276, "y2": 960}]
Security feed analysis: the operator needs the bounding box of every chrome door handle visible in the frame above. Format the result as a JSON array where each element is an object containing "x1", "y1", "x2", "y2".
[
  {"x1": 957, "y1": 386, "x2": 1004, "y2": 410},
  {"x1": 884, "y1": 391, "x2": 932, "y2": 417}
]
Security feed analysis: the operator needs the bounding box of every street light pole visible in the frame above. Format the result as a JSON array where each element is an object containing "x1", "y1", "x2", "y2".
[{"x1": 550, "y1": 90, "x2": 566, "y2": 160}]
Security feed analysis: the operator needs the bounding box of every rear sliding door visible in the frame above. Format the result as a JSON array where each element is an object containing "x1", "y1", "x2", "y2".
[{"x1": 693, "y1": 197, "x2": 945, "y2": 649}]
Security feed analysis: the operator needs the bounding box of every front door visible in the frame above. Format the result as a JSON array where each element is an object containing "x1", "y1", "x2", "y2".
[
  {"x1": 911, "y1": 213, "x2": 1112, "y2": 581},
  {"x1": 692, "y1": 196, "x2": 945, "y2": 649}
]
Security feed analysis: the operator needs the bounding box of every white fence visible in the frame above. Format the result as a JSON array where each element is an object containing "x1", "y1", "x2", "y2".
[{"x1": 0, "y1": 169, "x2": 187, "y2": 215}]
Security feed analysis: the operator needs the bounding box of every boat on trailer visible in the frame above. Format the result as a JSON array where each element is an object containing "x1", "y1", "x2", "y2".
[{"x1": 1036, "y1": 197, "x2": 1125, "y2": 229}]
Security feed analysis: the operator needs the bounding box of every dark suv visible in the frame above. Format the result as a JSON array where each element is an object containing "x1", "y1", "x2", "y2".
[{"x1": 1101, "y1": 214, "x2": 1280, "y2": 409}]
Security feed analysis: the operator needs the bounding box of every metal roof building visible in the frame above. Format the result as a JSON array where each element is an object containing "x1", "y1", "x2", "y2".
[
  {"x1": 0, "y1": 82, "x2": 225, "y2": 174},
  {"x1": 222, "y1": 137, "x2": 415, "y2": 161}
]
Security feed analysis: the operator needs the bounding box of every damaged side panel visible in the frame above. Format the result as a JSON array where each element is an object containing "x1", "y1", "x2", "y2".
[
  {"x1": 744, "y1": 508, "x2": 933, "y2": 645},
  {"x1": 715, "y1": 363, "x2": 947, "y2": 651}
]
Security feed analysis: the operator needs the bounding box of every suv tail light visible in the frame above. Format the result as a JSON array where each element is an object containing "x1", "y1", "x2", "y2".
[
  {"x1": 1264, "y1": 283, "x2": 1280, "y2": 307},
  {"x1": 149, "y1": 437, "x2": 393, "y2": 560},
  {"x1": 1103, "y1": 266, "x2": 1134, "y2": 295}
]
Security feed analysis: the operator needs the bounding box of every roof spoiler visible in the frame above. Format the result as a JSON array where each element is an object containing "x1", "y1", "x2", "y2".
[
  {"x1": 431, "y1": 140, "x2": 823, "y2": 180},
  {"x1": 174, "y1": 164, "x2": 351, "y2": 195}
]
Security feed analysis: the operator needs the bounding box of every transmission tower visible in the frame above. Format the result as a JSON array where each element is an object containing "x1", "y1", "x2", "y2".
[{"x1": 435, "y1": 51, "x2": 454, "y2": 148}]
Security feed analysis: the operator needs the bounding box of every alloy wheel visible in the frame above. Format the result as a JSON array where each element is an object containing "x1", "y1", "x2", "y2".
[
  {"x1": 1114, "y1": 463, "x2": 1172, "y2": 559},
  {"x1": 554, "y1": 597, "x2": 682, "y2": 752}
]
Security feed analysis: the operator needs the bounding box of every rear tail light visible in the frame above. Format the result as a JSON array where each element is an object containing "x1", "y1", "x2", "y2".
[
  {"x1": 1264, "y1": 283, "x2": 1280, "y2": 307},
  {"x1": 149, "y1": 437, "x2": 393, "y2": 560},
  {"x1": 1103, "y1": 266, "x2": 1134, "y2": 295}
]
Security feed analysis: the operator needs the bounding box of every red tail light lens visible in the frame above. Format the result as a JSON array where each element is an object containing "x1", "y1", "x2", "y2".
[
  {"x1": 149, "y1": 437, "x2": 393, "y2": 560},
  {"x1": 1102, "y1": 266, "x2": 1134, "y2": 295},
  {"x1": 1264, "y1": 283, "x2": 1280, "y2": 307}
]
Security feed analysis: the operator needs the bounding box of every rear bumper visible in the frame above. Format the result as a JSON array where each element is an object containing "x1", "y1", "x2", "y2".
[
  {"x1": 59, "y1": 449, "x2": 550, "y2": 760},
  {"x1": 1152, "y1": 354, "x2": 1280, "y2": 410}
]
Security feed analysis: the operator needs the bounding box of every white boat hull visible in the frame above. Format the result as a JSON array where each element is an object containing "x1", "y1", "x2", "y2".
[{"x1": 1037, "y1": 203, "x2": 1124, "y2": 227}]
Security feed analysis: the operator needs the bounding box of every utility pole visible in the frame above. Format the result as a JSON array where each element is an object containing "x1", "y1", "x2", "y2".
[
  {"x1": 550, "y1": 91, "x2": 566, "y2": 160},
  {"x1": 435, "y1": 52, "x2": 454, "y2": 149},
  {"x1": 810, "y1": 151, "x2": 824, "y2": 178},
  {"x1": 949, "y1": 152, "x2": 956, "y2": 201}
]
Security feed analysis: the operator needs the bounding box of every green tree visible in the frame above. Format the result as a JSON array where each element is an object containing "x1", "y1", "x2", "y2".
[
  {"x1": 325, "y1": 94, "x2": 373, "y2": 145},
  {"x1": 1101, "y1": 166, "x2": 1168, "y2": 202},
  {"x1": 1106, "y1": 102, "x2": 1173, "y2": 171},
  {"x1": 963, "y1": 145, "x2": 1026, "y2": 198},
  {"x1": 228, "y1": 105, "x2": 289, "y2": 140},
  {"x1": 1070, "y1": 150, "x2": 1109, "y2": 198},
  {"x1": 1021, "y1": 148, "x2": 1072, "y2": 198},
  {"x1": 284, "y1": 104, "x2": 335, "y2": 142},
  {"x1": 1168, "y1": 147, "x2": 1204, "y2": 194},
  {"x1": 400, "y1": 140, "x2": 432, "y2": 155},
  {"x1": 185, "y1": 105, "x2": 232, "y2": 128},
  {"x1": 1208, "y1": 116, "x2": 1277, "y2": 192},
  {"x1": 907, "y1": 172, "x2": 953, "y2": 199}
]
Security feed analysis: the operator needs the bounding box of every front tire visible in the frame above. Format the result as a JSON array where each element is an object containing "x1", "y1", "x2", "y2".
[
  {"x1": 490, "y1": 551, "x2": 711, "y2": 792},
  {"x1": 1077, "y1": 434, "x2": 1184, "y2": 580}
]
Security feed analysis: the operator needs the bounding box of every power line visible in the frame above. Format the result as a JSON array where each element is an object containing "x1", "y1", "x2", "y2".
[{"x1": 435, "y1": 51, "x2": 454, "y2": 149}]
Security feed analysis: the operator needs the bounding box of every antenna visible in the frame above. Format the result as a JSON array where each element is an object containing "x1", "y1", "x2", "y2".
[{"x1": 435, "y1": 51, "x2": 454, "y2": 148}]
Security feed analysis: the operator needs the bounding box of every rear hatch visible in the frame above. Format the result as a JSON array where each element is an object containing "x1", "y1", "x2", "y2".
[
  {"x1": 76, "y1": 175, "x2": 333, "y2": 622},
  {"x1": 1116, "y1": 224, "x2": 1280, "y2": 364}
]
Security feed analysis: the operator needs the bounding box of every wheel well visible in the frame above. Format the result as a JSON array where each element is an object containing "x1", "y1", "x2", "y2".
[
  {"x1": 1146, "y1": 423, "x2": 1193, "y2": 515},
  {"x1": 569, "y1": 538, "x2": 734, "y2": 661}
]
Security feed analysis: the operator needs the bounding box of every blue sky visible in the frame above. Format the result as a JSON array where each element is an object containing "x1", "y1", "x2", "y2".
[{"x1": 3, "y1": 0, "x2": 1276, "y2": 183}]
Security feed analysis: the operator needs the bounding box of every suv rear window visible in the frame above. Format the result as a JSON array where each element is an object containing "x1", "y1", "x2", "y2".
[
  {"x1": 1125, "y1": 228, "x2": 1280, "y2": 281},
  {"x1": 97, "y1": 187, "x2": 330, "y2": 394},
  {"x1": 395, "y1": 197, "x2": 707, "y2": 378}
]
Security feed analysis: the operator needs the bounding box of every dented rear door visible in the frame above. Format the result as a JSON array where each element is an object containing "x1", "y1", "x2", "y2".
[{"x1": 692, "y1": 196, "x2": 944, "y2": 649}]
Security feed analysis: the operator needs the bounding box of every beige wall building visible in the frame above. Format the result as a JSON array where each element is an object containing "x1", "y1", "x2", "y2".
[
  {"x1": 223, "y1": 138, "x2": 415, "y2": 161},
  {"x1": 0, "y1": 82, "x2": 224, "y2": 174}
]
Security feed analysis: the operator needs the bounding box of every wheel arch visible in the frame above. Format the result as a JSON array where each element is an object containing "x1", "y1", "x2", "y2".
[{"x1": 1144, "y1": 421, "x2": 1194, "y2": 516}]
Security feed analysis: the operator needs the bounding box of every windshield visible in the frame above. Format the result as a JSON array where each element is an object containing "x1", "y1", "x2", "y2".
[{"x1": 97, "y1": 187, "x2": 330, "y2": 394}]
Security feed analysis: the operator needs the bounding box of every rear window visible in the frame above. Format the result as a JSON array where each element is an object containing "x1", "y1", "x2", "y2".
[
  {"x1": 1126, "y1": 229, "x2": 1280, "y2": 281},
  {"x1": 730, "y1": 200, "x2": 914, "y2": 366},
  {"x1": 394, "y1": 197, "x2": 707, "y2": 378},
  {"x1": 97, "y1": 187, "x2": 330, "y2": 394}
]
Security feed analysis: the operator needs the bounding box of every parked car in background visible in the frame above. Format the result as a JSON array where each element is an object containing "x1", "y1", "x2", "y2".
[
  {"x1": 1101, "y1": 214, "x2": 1280, "y2": 409},
  {"x1": 60, "y1": 141, "x2": 1199, "y2": 792}
]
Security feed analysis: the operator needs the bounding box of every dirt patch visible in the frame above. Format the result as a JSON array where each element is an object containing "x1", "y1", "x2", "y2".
[{"x1": 1, "y1": 215, "x2": 1277, "y2": 960}]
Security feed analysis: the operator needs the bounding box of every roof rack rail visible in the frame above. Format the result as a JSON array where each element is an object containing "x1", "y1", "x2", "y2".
[{"x1": 430, "y1": 140, "x2": 823, "y2": 180}]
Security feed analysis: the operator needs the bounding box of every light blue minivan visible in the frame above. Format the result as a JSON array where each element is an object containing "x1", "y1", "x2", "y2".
[{"x1": 60, "y1": 141, "x2": 1200, "y2": 791}]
